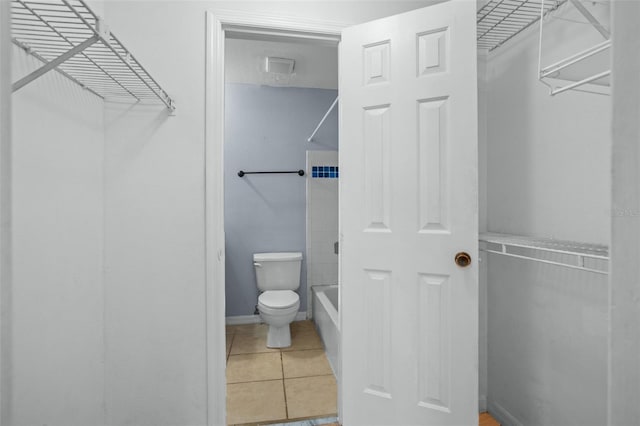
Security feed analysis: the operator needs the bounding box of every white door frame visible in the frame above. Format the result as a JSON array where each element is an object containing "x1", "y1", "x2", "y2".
[{"x1": 204, "y1": 10, "x2": 345, "y2": 425}]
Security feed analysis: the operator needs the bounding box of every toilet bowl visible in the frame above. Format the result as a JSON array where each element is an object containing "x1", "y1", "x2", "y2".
[
  {"x1": 253, "y1": 252, "x2": 303, "y2": 348},
  {"x1": 258, "y1": 290, "x2": 300, "y2": 347}
]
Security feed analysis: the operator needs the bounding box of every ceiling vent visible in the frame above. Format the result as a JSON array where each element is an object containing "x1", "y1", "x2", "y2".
[
  {"x1": 265, "y1": 56, "x2": 295, "y2": 74},
  {"x1": 261, "y1": 56, "x2": 296, "y2": 86}
]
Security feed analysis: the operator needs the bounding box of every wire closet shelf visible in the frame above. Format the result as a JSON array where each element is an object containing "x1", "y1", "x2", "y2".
[
  {"x1": 477, "y1": 0, "x2": 567, "y2": 52},
  {"x1": 479, "y1": 232, "x2": 609, "y2": 275},
  {"x1": 11, "y1": 0, "x2": 175, "y2": 111}
]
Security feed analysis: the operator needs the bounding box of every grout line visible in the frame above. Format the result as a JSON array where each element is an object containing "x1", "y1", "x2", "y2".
[
  {"x1": 227, "y1": 351, "x2": 281, "y2": 359},
  {"x1": 228, "y1": 373, "x2": 335, "y2": 385},
  {"x1": 227, "y1": 378, "x2": 284, "y2": 385},
  {"x1": 285, "y1": 373, "x2": 335, "y2": 382},
  {"x1": 229, "y1": 351, "x2": 281, "y2": 357},
  {"x1": 226, "y1": 333, "x2": 235, "y2": 363},
  {"x1": 281, "y1": 347, "x2": 324, "y2": 353},
  {"x1": 281, "y1": 352, "x2": 289, "y2": 419}
]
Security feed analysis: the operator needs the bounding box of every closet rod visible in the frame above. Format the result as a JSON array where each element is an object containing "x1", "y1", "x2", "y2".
[
  {"x1": 307, "y1": 96, "x2": 338, "y2": 142},
  {"x1": 238, "y1": 170, "x2": 305, "y2": 177}
]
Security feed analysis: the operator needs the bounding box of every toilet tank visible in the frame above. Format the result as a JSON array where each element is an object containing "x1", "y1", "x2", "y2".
[{"x1": 253, "y1": 252, "x2": 303, "y2": 292}]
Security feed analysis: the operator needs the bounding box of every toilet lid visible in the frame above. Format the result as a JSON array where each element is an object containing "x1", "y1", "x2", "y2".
[{"x1": 258, "y1": 290, "x2": 299, "y2": 309}]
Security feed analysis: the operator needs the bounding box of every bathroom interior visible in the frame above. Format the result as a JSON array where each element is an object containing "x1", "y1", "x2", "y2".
[
  {"x1": 2, "y1": 0, "x2": 635, "y2": 425},
  {"x1": 223, "y1": 32, "x2": 341, "y2": 424}
]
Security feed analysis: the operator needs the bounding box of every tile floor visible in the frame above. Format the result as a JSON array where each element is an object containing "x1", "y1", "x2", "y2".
[
  {"x1": 226, "y1": 321, "x2": 499, "y2": 426},
  {"x1": 226, "y1": 320, "x2": 337, "y2": 426}
]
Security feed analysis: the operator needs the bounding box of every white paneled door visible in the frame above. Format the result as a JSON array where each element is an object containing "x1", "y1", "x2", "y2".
[{"x1": 340, "y1": 1, "x2": 478, "y2": 425}]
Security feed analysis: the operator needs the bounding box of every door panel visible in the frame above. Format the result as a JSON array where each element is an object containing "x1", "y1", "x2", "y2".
[{"x1": 340, "y1": 1, "x2": 478, "y2": 424}]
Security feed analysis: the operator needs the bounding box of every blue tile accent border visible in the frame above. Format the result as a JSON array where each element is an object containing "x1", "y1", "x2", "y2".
[{"x1": 311, "y1": 165, "x2": 339, "y2": 179}]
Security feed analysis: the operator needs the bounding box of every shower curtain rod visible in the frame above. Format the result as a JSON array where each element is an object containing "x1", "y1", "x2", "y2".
[{"x1": 307, "y1": 96, "x2": 339, "y2": 142}]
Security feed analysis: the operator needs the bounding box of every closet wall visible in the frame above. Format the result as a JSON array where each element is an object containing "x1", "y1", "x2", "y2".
[
  {"x1": 482, "y1": 8, "x2": 610, "y2": 426},
  {"x1": 0, "y1": 1, "x2": 11, "y2": 423},
  {"x1": 11, "y1": 47, "x2": 105, "y2": 425}
]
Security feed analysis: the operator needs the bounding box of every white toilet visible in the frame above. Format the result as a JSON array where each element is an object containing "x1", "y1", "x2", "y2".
[{"x1": 253, "y1": 252, "x2": 302, "y2": 348}]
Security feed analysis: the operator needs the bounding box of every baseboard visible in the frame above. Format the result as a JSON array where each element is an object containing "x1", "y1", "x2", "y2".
[
  {"x1": 225, "y1": 315, "x2": 262, "y2": 325},
  {"x1": 479, "y1": 395, "x2": 487, "y2": 413},
  {"x1": 225, "y1": 312, "x2": 308, "y2": 325},
  {"x1": 487, "y1": 400, "x2": 524, "y2": 426}
]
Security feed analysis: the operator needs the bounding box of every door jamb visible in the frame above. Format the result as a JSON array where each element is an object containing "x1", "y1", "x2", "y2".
[{"x1": 204, "y1": 10, "x2": 345, "y2": 425}]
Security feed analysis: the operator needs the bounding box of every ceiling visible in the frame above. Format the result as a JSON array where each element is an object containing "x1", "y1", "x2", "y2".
[{"x1": 224, "y1": 36, "x2": 338, "y2": 90}]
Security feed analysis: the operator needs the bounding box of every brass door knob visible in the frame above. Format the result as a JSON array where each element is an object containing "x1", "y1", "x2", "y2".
[{"x1": 455, "y1": 252, "x2": 471, "y2": 267}]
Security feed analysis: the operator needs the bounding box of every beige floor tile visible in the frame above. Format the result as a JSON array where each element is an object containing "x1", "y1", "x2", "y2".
[
  {"x1": 284, "y1": 375, "x2": 337, "y2": 419},
  {"x1": 281, "y1": 330, "x2": 324, "y2": 352},
  {"x1": 230, "y1": 333, "x2": 281, "y2": 355},
  {"x1": 228, "y1": 323, "x2": 269, "y2": 336},
  {"x1": 290, "y1": 320, "x2": 316, "y2": 334},
  {"x1": 282, "y1": 349, "x2": 332, "y2": 379},
  {"x1": 227, "y1": 352, "x2": 283, "y2": 383},
  {"x1": 227, "y1": 380, "x2": 287, "y2": 425}
]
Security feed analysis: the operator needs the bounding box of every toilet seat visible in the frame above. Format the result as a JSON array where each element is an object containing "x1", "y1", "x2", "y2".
[{"x1": 258, "y1": 290, "x2": 299, "y2": 309}]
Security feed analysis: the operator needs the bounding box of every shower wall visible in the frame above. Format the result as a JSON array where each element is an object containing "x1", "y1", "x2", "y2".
[
  {"x1": 224, "y1": 83, "x2": 338, "y2": 317},
  {"x1": 306, "y1": 150, "x2": 339, "y2": 315}
]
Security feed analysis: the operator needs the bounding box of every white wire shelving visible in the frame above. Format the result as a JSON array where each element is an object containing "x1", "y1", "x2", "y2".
[
  {"x1": 477, "y1": 0, "x2": 611, "y2": 96},
  {"x1": 479, "y1": 232, "x2": 609, "y2": 275},
  {"x1": 538, "y1": 0, "x2": 611, "y2": 96},
  {"x1": 477, "y1": 0, "x2": 566, "y2": 52},
  {"x1": 11, "y1": 0, "x2": 175, "y2": 111}
]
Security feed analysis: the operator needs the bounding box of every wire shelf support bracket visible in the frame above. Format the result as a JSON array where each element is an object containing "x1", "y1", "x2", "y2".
[
  {"x1": 307, "y1": 96, "x2": 338, "y2": 143},
  {"x1": 538, "y1": 0, "x2": 611, "y2": 96},
  {"x1": 11, "y1": 0, "x2": 175, "y2": 111}
]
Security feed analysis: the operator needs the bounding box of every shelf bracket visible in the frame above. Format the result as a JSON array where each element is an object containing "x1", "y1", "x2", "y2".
[
  {"x1": 12, "y1": 34, "x2": 100, "y2": 92},
  {"x1": 307, "y1": 96, "x2": 339, "y2": 142},
  {"x1": 569, "y1": 0, "x2": 610, "y2": 40}
]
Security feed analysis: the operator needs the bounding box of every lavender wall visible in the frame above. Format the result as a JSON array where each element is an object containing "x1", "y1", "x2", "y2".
[{"x1": 224, "y1": 83, "x2": 338, "y2": 317}]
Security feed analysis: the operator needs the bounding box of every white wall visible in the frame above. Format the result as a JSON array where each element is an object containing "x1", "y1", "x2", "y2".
[
  {"x1": 11, "y1": 48, "x2": 105, "y2": 426},
  {"x1": 486, "y1": 34, "x2": 610, "y2": 244},
  {"x1": 483, "y1": 3, "x2": 611, "y2": 425},
  {"x1": 610, "y1": 1, "x2": 640, "y2": 424},
  {"x1": 0, "y1": 1, "x2": 12, "y2": 423}
]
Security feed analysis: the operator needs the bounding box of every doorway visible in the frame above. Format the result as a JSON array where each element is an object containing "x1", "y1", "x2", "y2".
[
  {"x1": 204, "y1": 12, "x2": 344, "y2": 425},
  {"x1": 206, "y1": 3, "x2": 479, "y2": 425},
  {"x1": 223, "y1": 31, "x2": 340, "y2": 424}
]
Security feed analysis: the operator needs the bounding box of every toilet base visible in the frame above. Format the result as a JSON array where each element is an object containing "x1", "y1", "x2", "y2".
[{"x1": 266, "y1": 324, "x2": 292, "y2": 348}]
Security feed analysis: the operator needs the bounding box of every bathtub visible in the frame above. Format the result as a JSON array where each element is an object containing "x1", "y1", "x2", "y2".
[{"x1": 312, "y1": 285, "x2": 340, "y2": 378}]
